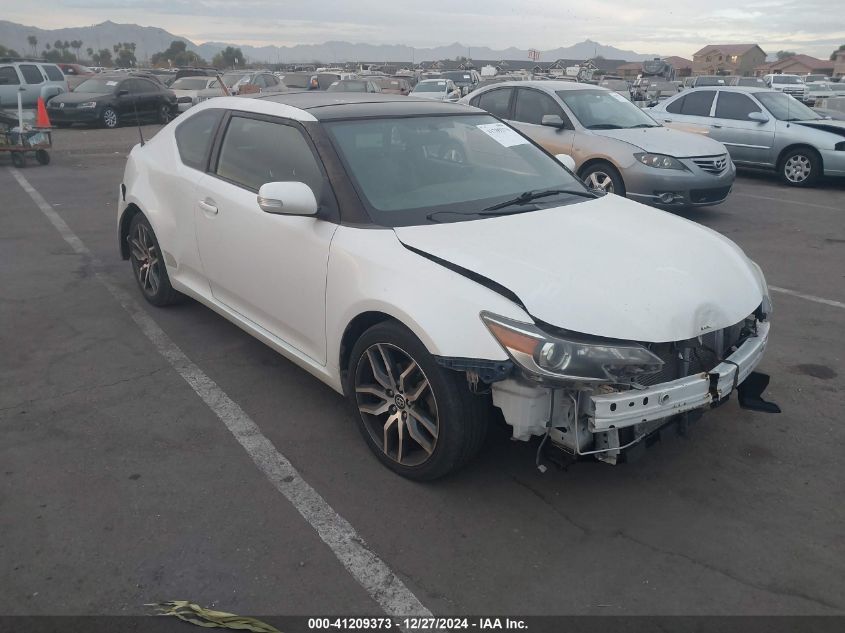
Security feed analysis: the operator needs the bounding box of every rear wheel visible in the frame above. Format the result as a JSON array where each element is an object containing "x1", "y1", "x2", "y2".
[
  {"x1": 102, "y1": 107, "x2": 119, "y2": 129},
  {"x1": 35, "y1": 150, "x2": 50, "y2": 165},
  {"x1": 779, "y1": 147, "x2": 820, "y2": 187},
  {"x1": 158, "y1": 103, "x2": 172, "y2": 124},
  {"x1": 581, "y1": 161, "x2": 626, "y2": 195},
  {"x1": 347, "y1": 321, "x2": 487, "y2": 480},
  {"x1": 128, "y1": 214, "x2": 181, "y2": 306},
  {"x1": 10, "y1": 152, "x2": 25, "y2": 168}
]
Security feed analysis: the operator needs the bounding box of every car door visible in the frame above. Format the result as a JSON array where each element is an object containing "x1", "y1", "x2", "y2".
[
  {"x1": 193, "y1": 112, "x2": 338, "y2": 364},
  {"x1": 470, "y1": 87, "x2": 515, "y2": 120},
  {"x1": 18, "y1": 63, "x2": 46, "y2": 107},
  {"x1": 115, "y1": 79, "x2": 141, "y2": 120},
  {"x1": 658, "y1": 89, "x2": 717, "y2": 136},
  {"x1": 508, "y1": 87, "x2": 574, "y2": 156},
  {"x1": 710, "y1": 90, "x2": 775, "y2": 166},
  {"x1": 133, "y1": 78, "x2": 159, "y2": 116},
  {"x1": 0, "y1": 65, "x2": 22, "y2": 109}
]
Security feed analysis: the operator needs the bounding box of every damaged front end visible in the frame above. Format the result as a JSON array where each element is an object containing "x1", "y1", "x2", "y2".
[{"x1": 460, "y1": 307, "x2": 777, "y2": 466}]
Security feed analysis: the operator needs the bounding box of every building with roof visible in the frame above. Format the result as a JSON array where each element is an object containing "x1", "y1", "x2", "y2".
[
  {"x1": 754, "y1": 54, "x2": 834, "y2": 77},
  {"x1": 692, "y1": 44, "x2": 766, "y2": 76}
]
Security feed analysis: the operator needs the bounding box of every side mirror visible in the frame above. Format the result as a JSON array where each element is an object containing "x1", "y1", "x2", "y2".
[
  {"x1": 748, "y1": 111, "x2": 769, "y2": 123},
  {"x1": 555, "y1": 153, "x2": 576, "y2": 171},
  {"x1": 257, "y1": 181, "x2": 318, "y2": 216},
  {"x1": 117, "y1": 89, "x2": 129, "y2": 96},
  {"x1": 541, "y1": 114, "x2": 565, "y2": 128}
]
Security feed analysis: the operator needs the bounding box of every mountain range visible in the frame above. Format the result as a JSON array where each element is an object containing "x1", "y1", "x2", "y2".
[{"x1": 0, "y1": 19, "x2": 658, "y2": 64}]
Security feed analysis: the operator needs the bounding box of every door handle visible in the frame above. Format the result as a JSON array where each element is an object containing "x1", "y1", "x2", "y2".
[
  {"x1": 198, "y1": 200, "x2": 218, "y2": 215},
  {"x1": 712, "y1": 124, "x2": 723, "y2": 128},
  {"x1": 663, "y1": 118, "x2": 672, "y2": 123}
]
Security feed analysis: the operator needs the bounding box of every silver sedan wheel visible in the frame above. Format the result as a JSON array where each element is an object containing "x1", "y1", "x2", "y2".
[
  {"x1": 354, "y1": 343, "x2": 439, "y2": 467},
  {"x1": 585, "y1": 170, "x2": 615, "y2": 193},
  {"x1": 784, "y1": 154, "x2": 812, "y2": 183},
  {"x1": 129, "y1": 222, "x2": 161, "y2": 296}
]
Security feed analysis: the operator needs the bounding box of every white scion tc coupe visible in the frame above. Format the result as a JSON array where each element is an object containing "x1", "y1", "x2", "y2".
[{"x1": 118, "y1": 93, "x2": 775, "y2": 480}]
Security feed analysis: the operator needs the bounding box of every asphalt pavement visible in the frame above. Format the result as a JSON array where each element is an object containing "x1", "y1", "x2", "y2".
[{"x1": 1, "y1": 125, "x2": 843, "y2": 621}]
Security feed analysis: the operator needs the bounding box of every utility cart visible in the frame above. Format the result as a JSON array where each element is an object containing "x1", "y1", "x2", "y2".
[{"x1": 0, "y1": 111, "x2": 51, "y2": 167}]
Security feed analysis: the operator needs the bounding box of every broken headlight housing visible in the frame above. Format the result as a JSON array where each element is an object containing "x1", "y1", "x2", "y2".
[
  {"x1": 634, "y1": 153, "x2": 687, "y2": 170},
  {"x1": 481, "y1": 312, "x2": 664, "y2": 383}
]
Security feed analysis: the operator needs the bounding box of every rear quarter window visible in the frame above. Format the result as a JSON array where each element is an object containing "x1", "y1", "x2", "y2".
[
  {"x1": 175, "y1": 109, "x2": 223, "y2": 170},
  {"x1": 42, "y1": 65, "x2": 65, "y2": 81}
]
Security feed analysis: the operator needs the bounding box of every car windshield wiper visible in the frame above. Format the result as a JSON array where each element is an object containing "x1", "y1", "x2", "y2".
[
  {"x1": 482, "y1": 188, "x2": 596, "y2": 212},
  {"x1": 586, "y1": 123, "x2": 624, "y2": 129},
  {"x1": 627, "y1": 123, "x2": 659, "y2": 128}
]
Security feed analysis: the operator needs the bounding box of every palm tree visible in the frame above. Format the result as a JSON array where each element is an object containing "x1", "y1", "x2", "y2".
[
  {"x1": 71, "y1": 40, "x2": 83, "y2": 61},
  {"x1": 86, "y1": 47, "x2": 93, "y2": 61},
  {"x1": 54, "y1": 39, "x2": 63, "y2": 51},
  {"x1": 27, "y1": 35, "x2": 37, "y2": 56}
]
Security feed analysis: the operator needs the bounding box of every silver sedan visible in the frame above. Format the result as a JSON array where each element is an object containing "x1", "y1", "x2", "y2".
[
  {"x1": 461, "y1": 81, "x2": 736, "y2": 207},
  {"x1": 647, "y1": 86, "x2": 845, "y2": 187}
]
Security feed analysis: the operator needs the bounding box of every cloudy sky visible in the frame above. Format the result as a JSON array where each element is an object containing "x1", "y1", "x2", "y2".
[{"x1": 4, "y1": 0, "x2": 844, "y2": 58}]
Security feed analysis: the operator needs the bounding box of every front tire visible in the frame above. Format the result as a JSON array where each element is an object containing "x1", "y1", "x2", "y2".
[
  {"x1": 101, "y1": 107, "x2": 119, "y2": 129},
  {"x1": 779, "y1": 147, "x2": 820, "y2": 187},
  {"x1": 128, "y1": 214, "x2": 181, "y2": 306},
  {"x1": 581, "y1": 161, "x2": 626, "y2": 196},
  {"x1": 347, "y1": 321, "x2": 487, "y2": 480}
]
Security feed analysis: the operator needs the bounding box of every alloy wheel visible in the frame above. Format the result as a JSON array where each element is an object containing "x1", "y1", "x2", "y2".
[
  {"x1": 159, "y1": 105, "x2": 171, "y2": 123},
  {"x1": 103, "y1": 109, "x2": 118, "y2": 128},
  {"x1": 585, "y1": 171, "x2": 615, "y2": 193},
  {"x1": 784, "y1": 154, "x2": 811, "y2": 183},
  {"x1": 354, "y1": 343, "x2": 439, "y2": 467},
  {"x1": 129, "y1": 222, "x2": 161, "y2": 296}
]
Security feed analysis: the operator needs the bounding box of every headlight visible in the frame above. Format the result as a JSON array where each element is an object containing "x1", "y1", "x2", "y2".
[
  {"x1": 481, "y1": 312, "x2": 664, "y2": 383},
  {"x1": 634, "y1": 153, "x2": 687, "y2": 170},
  {"x1": 79, "y1": 101, "x2": 97, "y2": 109}
]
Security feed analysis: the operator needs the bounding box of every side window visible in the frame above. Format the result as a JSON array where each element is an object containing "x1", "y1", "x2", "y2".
[
  {"x1": 513, "y1": 89, "x2": 563, "y2": 125},
  {"x1": 175, "y1": 109, "x2": 223, "y2": 170},
  {"x1": 43, "y1": 65, "x2": 64, "y2": 81},
  {"x1": 120, "y1": 80, "x2": 139, "y2": 94},
  {"x1": 666, "y1": 95, "x2": 685, "y2": 114},
  {"x1": 253, "y1": 75, "x2": 267, "y2": 89},
  {"x1": 265, "y1": 74, "x2": 279, "y2": 86},
  {"x1": 19, "y1": 64, "x2": 44, "y2": 85},
  {"x1": 715, "y1": 91, "x2": 761, "y2": 120},
  {"x1": 680, "y1": 90, "x2": 715, "y2": 116},
  {"x1": 477, "y1": 88, "x2": 513, "y2": 119},
  {"x1": 137, "y1": 79, "x2": 158, "y2": 92},
  {"x1": 215, "y1": 116, "x2": 324, "y2": 196},
  {"x1": 0, "y1": 66, "x2": 20, "y2": 85}
]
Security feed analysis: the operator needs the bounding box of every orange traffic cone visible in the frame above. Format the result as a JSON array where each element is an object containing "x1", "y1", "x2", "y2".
[{"x1": 35, "y1": 97, "x2": 52, "y2": 129}]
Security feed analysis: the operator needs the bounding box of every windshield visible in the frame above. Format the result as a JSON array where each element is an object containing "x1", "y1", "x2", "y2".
[
  {"x1": 600, "y1": 80, "x2": 629, "y2": 91},
  {"x1": 221, "y1": 73, "x2": 249, "y2": 87},
  {"x1": 442, "y1": 72, "x2": 473, "y2": 85},
  {"x1": 696, "y1": 77, "x2": 726, "y2": 86},
  {"x1": 170, "y1": 77, "x2": 210, "y2": 90},
  {"x1": 413, "y1": 81, "x2": 447, "y2": 93},
  {"x1": 325, "y1": 114, "x2": 588, "y2": 226},
  {"x1": 557, "y1": 89, "x2": 659, "y2": 129},
  {"x1": 327, "y1": 81, "x2": 368, "y2": 92},
  {"x1": 281, "y1": 74, "x2": 311, "y2": 88},
  {"x1": 738, "y1": 78, "x2": 766, "y2": 87},
  {"x1": 73, "y1": 78, "x2": 120, "y2": 93},
  {"x1": 756, "y1": 92, "x2": 821, "y2": 120},
  {"x1": 771, "y1": 75, "x2": 803, "y2": 84}
]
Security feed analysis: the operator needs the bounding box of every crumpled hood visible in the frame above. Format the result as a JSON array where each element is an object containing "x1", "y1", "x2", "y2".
[
  {"x1": 593, "y1": 125, "x2": 728, "y2": 157},
  {"x1": 394, "y1": 194, "x2": 764, "y2": 343}
]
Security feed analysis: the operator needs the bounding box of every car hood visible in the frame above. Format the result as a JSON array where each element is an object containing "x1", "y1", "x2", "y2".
[
  {"x1": 411, "y1": 92, "x2": 445, "y2": 100},
  {"x1": 592, "y1": 125, "x2": 728, "y2": 157},
  {"x1": 53, "y1": 91, "x2": 111, "y2": 103},
  {"x1": 393, "y1": 194, "x2": 763, "y2": 343},
  {"x1": 171, "y1": 89, "x2": 202, "y2": 97},
  {"x1": 792, "y1": 119, "x2": 845, "y2": 137}
]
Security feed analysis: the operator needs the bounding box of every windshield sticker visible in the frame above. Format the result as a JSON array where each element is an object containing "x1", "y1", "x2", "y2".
[
  {"x1": 106, "y1": 80, "x2": 118, "y2": 86},
  {"x1": 476, "y1": 123, "x2": 528, "y2": 147}
]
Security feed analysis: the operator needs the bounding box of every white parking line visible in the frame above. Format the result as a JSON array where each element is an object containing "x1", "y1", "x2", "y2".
[
  {"x1": 9, "y1": 167, "x2": 431, "y2": 617},
  {"x1": 733, "y1": 192, "x2": 842, "y2": 212},
  {"x1": 770, "y1": 286, "x2": 845, "y2": 310}
]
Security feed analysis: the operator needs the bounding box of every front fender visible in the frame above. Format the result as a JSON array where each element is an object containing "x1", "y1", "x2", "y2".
[{"x1": 326, "y1": 226, "x2": 530, "y2": 375}]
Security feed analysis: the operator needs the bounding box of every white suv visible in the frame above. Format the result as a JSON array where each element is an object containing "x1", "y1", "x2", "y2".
[{"x1": 0, "y1": 60, "x2": 67, "y2": 108}]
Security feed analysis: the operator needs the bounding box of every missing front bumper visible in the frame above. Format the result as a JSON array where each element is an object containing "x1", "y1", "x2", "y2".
[{"x1": 589, "y1": 321, "x2": 769, "y2": 432}]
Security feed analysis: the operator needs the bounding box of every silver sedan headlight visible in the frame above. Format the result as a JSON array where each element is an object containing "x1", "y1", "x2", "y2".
[
  {"x1": 634, "y1": 153, "x2": 687, "y2": 170},
  {"x1": 481, "y1": 312, "x2": 664, "y2": 383}
]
